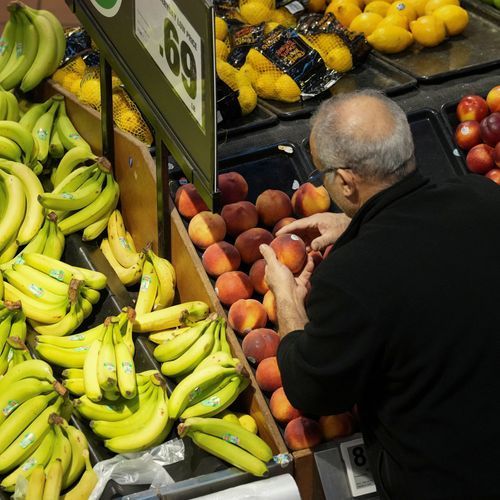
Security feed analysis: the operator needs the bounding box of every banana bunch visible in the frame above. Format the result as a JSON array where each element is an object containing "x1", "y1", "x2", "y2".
[
  {"x1": 0, "y1": 1, "x2": 65, "y2": 92},
  {"x1": 179, "y1": 416, "x2": 272, "y2": 477},
  {"x1": 0, "y1": 212, "x2": 65, "y2": 271},
  {"x1": 0, "y1": 88, "x2": 19, "y2": 126},
  {"x1": 133, "y1": 300, "x2": 210, "y2": 333},
  {"x1": 3, "y1": 252, "x2": 106, "y2": 332},
  {"x1": 76, "y1": 370, "x2": 173, "y2": 454},
  {"x1": 0, "y1": 299, "x2": 30, "y2": 376},
  {"x1": 12, "y1": 414, "x2": 92, "y2": 498},
  {"x1": 100, "y1": 210, "x2": 145, "y2": 286},
  {"x1": 0, "y1": 158, "x2": 46, "y2": 262}
]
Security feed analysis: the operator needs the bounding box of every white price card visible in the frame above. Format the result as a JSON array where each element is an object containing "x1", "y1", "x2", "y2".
[
  {"x1": 135, "y1": 0, "x2": 204, "y2": 129},
  {"x1": 340, "y1": 437, "x2": 377, "y2": 497}
]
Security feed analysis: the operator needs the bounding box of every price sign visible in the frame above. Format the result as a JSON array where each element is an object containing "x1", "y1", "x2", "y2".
[
  {"x1": 135, "y1": 0, "x2": 204, "y2": 129},
  {"x1": 340, "y1": 438, "x2": 377, "y2": 497}
]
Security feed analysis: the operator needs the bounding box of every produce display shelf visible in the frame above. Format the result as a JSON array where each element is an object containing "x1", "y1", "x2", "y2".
[
  {"x1": 218, "y1": 105, "x2": 279, "y2": 141},
  {"x1": 469, "y1": 1, "x2": 500, "y2": 22},
  {"x1": 373, "y1": 0, "x2": 500, "y2": 83},
  {"x1": 301, "y1": 109, "x2": 466, "y2": 184},
  {"x1": 259, "y1": 54, "x2": 418, "y2": 120}
]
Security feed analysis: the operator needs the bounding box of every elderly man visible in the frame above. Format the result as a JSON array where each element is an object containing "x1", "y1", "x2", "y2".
[{"x1": 260, "y1": 90, "x2": 500, "y2": 500}]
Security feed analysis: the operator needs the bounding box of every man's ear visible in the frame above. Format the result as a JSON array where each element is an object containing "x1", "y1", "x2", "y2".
[{"x1": 336, "y1": 168, "x2": 357, "y2": 198}]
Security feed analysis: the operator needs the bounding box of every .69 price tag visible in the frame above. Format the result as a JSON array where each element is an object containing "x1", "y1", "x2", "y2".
[
  {"x1": 340, "y1": 437, "x2": 377, "y2": 497},
  {"x1": 135, "y1": 0, "x2": 203, "y2": 128}
]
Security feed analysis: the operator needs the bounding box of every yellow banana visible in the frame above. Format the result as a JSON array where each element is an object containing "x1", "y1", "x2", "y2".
[
  {"x1": 49, "y1": 127, "x2": 64, "y2": 159},
  {"x1": 81, "y1": 207, "x2": 112, "y2": 241},
  {"x1": 62, "y1": 377, "x2": 85, "y2": 396},
  {"x1": 52, "y1": 164, "x2": 96, "y2": 194},
  {"x1": 61, "y1": 368, "x2": 83, "y2": 379},
  {"x1": 59, "y1": 450, "x2": 97, "y2": 500},
  {"x1": 19, "y1": 98, "x2": 53, "y2": 131},
  {"x1": 148, "y1": 325, "x2": 191, "y2": 344},
  {"x1": 83, "y1": 327, "x2": 105, "y2": 402},
  {"x1": 42, "y1": 458, "x2": 63, "y2": 500},
  {"x1": 0, "y1": 358, "x2": 54, "y2": 393},
  {"x1": 107, "y1": 209, "x2": 143, "y2": 267},
  {"x1": 135, "y1": 261, "x2": 158, "y2": 316},
  {"x1": 56, "y1": 101, "x2": 91, "y2": 152},
  {"x1": 0, "y1": 169, "x2": 26, "y2": 253},
  {"x1": 74, "y1": 394, "x2": 139, "y2": 422},
  {"x1": 25, "y1": 464, "x2": 46, "y2": 500},
  {"x1": 186, "y1": 430, "x2": 269, "y2": 477},
  {"x1": 97, "y1": 321, "x2": 117, "y2": 391},
  {"x1": 52, "y1": 146, "x2": 96, "y2": 188},
  {"x1": 36, "y1": 323, "x2": 102, "y2": 349},
  {"x1": 60, "y1": 420, "x2": 88, "y2": 490},
  {"x1": 12, "y1": 263, "x2": 69, "y2": 296},
  {"x1": 113, "y1": 321, "x2": 137, "y2": 399},
  {"x1": 30, "y1": 298, "x2": 84, "y2": 336},
  {"x1": 46, "y1": 418, "x2": 72, "y2": 478},
  {"x1": 133, "y1": 301, "x2": 210, "y2": 333},
  {"x1": 101, "y1": 238, "x2": 144, "y2": 286},
  {"x1": 41, "y1": 213, "x2": 65, "y2": 260},
  {"x1": 147, "y1": 248, "x2": 176, "y2": 309},
  {"x1": 35, "y1": 342, "x2": 89, "y2": 369}
]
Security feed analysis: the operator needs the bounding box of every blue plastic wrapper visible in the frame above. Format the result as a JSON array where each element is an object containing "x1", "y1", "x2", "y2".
[{"x1": 63, "y1": 27, "x2": 92, "y2": 64}]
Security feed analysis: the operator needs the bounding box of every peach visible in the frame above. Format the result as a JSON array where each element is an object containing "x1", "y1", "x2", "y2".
[
  {"x1": 218, "y1": 172, "x2": 248, "y2": 205},
  {"x1": 228, "y1": 299, "x2": 268, "y2": 336},
  {"x1": 221, "y1": 201, "x2": 258, "y2": 236},
  {"x1": 272, "y1": 217, "x2": 296, "y2": 236},
  {"x1": 270, "y1": 387, "x2": 302, "y2": 424},
  {"x1": 291, "y1": 182, "x2": 331, "y2": 217},
  {"x1": 249, "y1": 259, "x2": 269, "y2": 295},
  {"x1": 284, "y1": 417, "x2": 322, "y2": 451},
  {"x1": 234, "y1": 228, "x2": 273, "y2": 265},
  {"x1": 263, "y1": 290, "x2": 277, "y2": 324},
  {"x1": 174, "y1": 183, "x2": 208, "y2": 219},
  {"x1": 256, "y1": 189, "x2": 293, "y2": 227},
  {"x1": 318, "y1": 413, "x2": 354, "y2": 441},
  {"x1": 487, "y1": 85, "x2": 500, "y2": 113},
  {"x1": 202, "y1": 242, "x2": 241, "y2": 277},
  {"x1": 270, "y1": 234, "x2": 307, "y2": 274},
  {"x1": 215, "y1": 271, "x2": 253, "y2": 306},
  {"x1": 241, "y1": 328, "x2": 280, "y2": 364},
  {"x1": 188, "y1": 211, "x2": 226, "y2": 249},
  {"x1": 255, "y1": 356, "x2": 282, "y2": 392}
]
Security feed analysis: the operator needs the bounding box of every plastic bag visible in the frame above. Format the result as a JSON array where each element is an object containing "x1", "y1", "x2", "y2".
[
  {"x1": 89, "y1": 438, "x2": 185, "y2": 500},
  {"x1": 227, "y1": 22, "x2": 266, "y2": 68}
]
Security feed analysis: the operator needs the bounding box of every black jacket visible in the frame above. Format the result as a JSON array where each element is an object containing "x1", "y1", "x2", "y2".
[{"x1": 278, "y1": 170, "x2": 500, "y2": 500}]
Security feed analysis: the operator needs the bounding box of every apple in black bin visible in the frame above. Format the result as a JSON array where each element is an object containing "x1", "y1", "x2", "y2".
[{"x1": 480, "y1": 112, "x2": 500, "y2": 147}]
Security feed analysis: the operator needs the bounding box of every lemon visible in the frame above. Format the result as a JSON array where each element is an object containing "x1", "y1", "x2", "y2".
[
  {"x1": 238, "y1": 86, "x2": 258, "y2": 114},
  {"x1": 216, "y1": 59, "x2": 238, "y2": 89},
  {"x1": 367, "y1": 24, "x2": 414, "y2": 52},
  {"x1": 274, "y1": 74, "x2": 301, "y2": 102},
  {"x1": 240, "y1": 63, "x2": 259, "y2": 84},
  {"x1": 307, "y1": 0, "x2": 327, "y2": 11},
  {"x1": 115, "y1": 110, "x2": 142, "y2": 132},
  {"x1": 349, "y1": 12, "x2": 384, "y2": 35},
  {"x1": 215, "y1": 16, "x2": 228, "y2": 40},
  {"x1": 264, "y1": 21, "x2": 280, "y2": 34},
  {"x1": 240, "y1": 2, "x2": 272, "y2": 24},
  {"x1": 52, "y1": 68, "x2": 66, "y2": 85},
  {"x1": 378, "y1": 13, "x2": 409, "y2": 29},
  {"x1": 386, "y1": 1, "x2": 417, "y2": 21},
  {"x1": 326, "y1": 0, "x2": 363, "y2": 26},
  {"x1": 215, "y1": 39, "x2": 229, "y2": 61},
  {"x1": 68, "y1": 77, "x2": 82, "y2": 97},
  {"x1": 409, "y1": 15, "x2": 446, "y2": 46},
  {"x1": 79, "y1": 79, "x2": 101, "y2": 107},
  {"x1": 325, "y1": 46, "x2": 354, "y2": 72},
  {"x1": 432, "y1": 4, "x2": 468, "y2": 35},
  {"x1": 255, "y1": 73, "x2": 278, "y2": 99},
  {"x1": 62, "y1": 73, "x2": 78, "y2": 91},
  {"x1": 364, "y1": 1, "x2": 391, "y2": 16},
  {"x1": 71, "y1": 56, "x2": 87, "y2": 76},
  {"x1": 271, "y1": 7, "x2": 297, "y2": 27},
  {"x1": 406, "y1": 0, "x2": 429, "y2": 16},
  {"x1": 246, "y1": 48, "x2": 275, "y2": 72},
  {"x1": 424, "y1": 0, "x2": 459, "y2": 14},
  {"x1": 221, "y1": 412, "x2": 241, "y2": 426},
  {"x1": 237, "y1": 414, "x2": 258, "y2": 434}
]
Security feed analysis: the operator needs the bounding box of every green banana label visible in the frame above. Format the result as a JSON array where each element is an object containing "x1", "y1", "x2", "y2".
[
  {"x1": 69, "y1": 132, "x2": 81, "y2": 140},
  {"x1": 68, "y1": 334, "x2": 85, "y2": 341},
  {"x1": 201, "y1": 396, "x2": 221, "y2": 408},
  {"x1": 36, "y1": 129, "x2": 48, "y2": 141},
  {"x1": 0, "y1": 38, "x2": 8, "y2": 55},
  {"x1": 15, "y1": 255, "x2": 25, "y2": 265},
  {"x1": 61, "y1": 193, "x2": 74, "y2": 199},
  {"x1": 74, "y1": 346, "x2": 90, "y2": 352},
  {"x1": 2, "y1": 400, "x2": 19, "y2": 416},
  {"x1": 222, "y1": 433, "x2": 240, "y2": 445},
  {"x1": 121, "y1": 361, "x2": 133, "y2": 374},
  {"x1": 119, "y1": 237, "x2": 131, "y2": 250},
  {"x1": 19, "y1": 432, "x2": 36, "y2": 449},
  {"x1": 104, "y1": 362, "x2": 116, "y2": 372},
  {"x1": 140, "y1": 275, "x2": 152, "y2": 291},
  {"x1": 49, "y1": 269, "x2": 65, "y2": 281},
  {"x1": 28, "y1": 284, "x2": 44, "y2": 298},
  {"x1": 15, "y1": 41, "x2": 23, "y2": 57},
  {"x1": 21, "y1": 457, "x2": 38, "y2": 471}
]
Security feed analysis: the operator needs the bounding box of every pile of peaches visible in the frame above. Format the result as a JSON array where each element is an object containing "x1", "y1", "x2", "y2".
[
  {"x1": 454, "y1": 85, "x2": 500, "y2": 180},
  {"x1": 174, "y1": 171, "x2": 356, "y2": 450}
]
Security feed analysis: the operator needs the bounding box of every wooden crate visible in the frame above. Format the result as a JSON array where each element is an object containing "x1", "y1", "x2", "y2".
[{"x1": 42, "y1": 82, "x2": 315, "y2": 495}]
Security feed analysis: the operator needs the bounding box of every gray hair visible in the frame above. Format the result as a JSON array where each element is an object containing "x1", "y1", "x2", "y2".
[{"x1": 310, "y1": 90, "x2": 415, "y2": 182}]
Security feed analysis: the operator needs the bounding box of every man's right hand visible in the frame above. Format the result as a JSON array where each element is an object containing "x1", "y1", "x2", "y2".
[{"x1": 276, "y1": 212, "x2": 351, "y2": 251}]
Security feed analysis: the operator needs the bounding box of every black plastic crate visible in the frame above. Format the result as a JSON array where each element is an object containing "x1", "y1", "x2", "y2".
[
  {"x1": 218, "y1": 105, "x2": 279, "y2": 141},
  {"x1": 373, "y1": 0, "x2": 500, "y2": 82}
]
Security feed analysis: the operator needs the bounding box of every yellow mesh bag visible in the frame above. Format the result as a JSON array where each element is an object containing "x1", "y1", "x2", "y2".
[
  {"x1": 112, "y1": 88, "x2": 153, "y2": 145},
  {"x1": 270, "y1": 7, "x2": 297, "y2": 27},
  {"x1": 215, "y1": 16, "x2": 229, "y2": 40},
  {"x1": 217, "y1": 59, "x2": 258, "y2": 115},
  {"x1": 52, "y1": 56, "x2": 86, "y2": 93},
  {"x1": 239, "y1": 0, "x2": 275, "y2": 24},
  {"x1": 301, "y1": 32, "x2": 353, "y2": 72},
  {"x1": 79, "y1": 66, "x2": 101, "y2": 109}
]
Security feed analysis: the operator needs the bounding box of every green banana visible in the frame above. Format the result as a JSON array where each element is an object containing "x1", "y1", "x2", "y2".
[
  {"x1": 36, "y1": 323, "x2": 102, "y2": 349},
  {"x1": 56, "y1": 101, "x2": 91, "y2": 151},
  {"x1": 19, "y1": 98, "x2": 53, "y2": 132},
  {"x1": 0, "y1": 358, "x2": 54, "y2": 393},
  {"x1": 3, "y1": 90, "x2": 19, "y2": 121},
  {"x1": 0, "y1": 15, "x2": 17, "y2": 74},
  {"x1": 0, "y1": 169, "x2": 26, "y2": 253},
  {"x1": 186, "y1": 430, "x2": 269, "y2": 477},
  {"x1": 42, "y1": 213, "x2": 65, "y2": 260},
  {"x1": 49, "y1": 127, "x2": 64, "y2": 158},
  {"x1": 0, "y1": 119, "x2": 35, "y2": 164},
  {"x1": 52, "y1": 164, "x2": 97, "y2": 194},
  {"x1": 35, "y1": 342, "x2": 89, "y2": 369},
  {"x1": 60, "y1": 420, "x2": 87, "y2": 490},
  {"x1": 32, "y1": 100, "x2": 59, "y2": 163},
  {"x1": 168, "y1": 364, "x2": 241, "y2": 419},
  {"x1": 0, "y1": 136, "x2": 22, "y2": 161},
  {"x1": 52, "y1": 146, "x2": 97, "y2": 188}
]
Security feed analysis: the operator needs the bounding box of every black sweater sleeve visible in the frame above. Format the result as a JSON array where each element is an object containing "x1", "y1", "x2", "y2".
[{"x1": 277, "y1": 276, "x2": 382, "y2": 416}]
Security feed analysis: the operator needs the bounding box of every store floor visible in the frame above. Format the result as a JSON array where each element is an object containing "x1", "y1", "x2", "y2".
[{"x1": 0, "y1": 0, "x2": 78, "y2": 29}]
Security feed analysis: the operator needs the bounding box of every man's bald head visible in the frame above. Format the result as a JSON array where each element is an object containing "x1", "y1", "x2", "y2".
[{"x1": 310, "y1": 90, "x2": 415, "y2": 182}]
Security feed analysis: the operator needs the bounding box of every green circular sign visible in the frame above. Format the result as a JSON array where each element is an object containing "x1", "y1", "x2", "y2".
[{"x1": 90, "y1": 0, "x2": 122, "y2": 17}]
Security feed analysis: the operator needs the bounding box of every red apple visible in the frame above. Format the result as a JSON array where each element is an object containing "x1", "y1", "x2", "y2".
[
  {"x1": 480, "y1": 112, "x2": 500, "y2": 147},
  {"x1": 456, "y1": 95, "x2": 489, "y2": 123},
  {"x1": 454, "y1": 120, "x2": 481, "y2": 151},
  {"x1": 494, "y1": 143, "x2": 500, "y2": 168},
  {"x1": 485, "y1": 168, "x2": 500, "y2": 185},
  {"x1": 466, "y1": 143, "x2": 494, "y2": 174},
  {"x1": 486, "y1": 85, "x2": 500, "y2": 114}
]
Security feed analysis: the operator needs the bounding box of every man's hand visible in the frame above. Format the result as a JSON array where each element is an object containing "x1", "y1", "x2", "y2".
[
  {"x1": 276, "y1": 212, "x2": 351, "y2": 252},
  {"x1": 260, "y1": 244, "x2": 314, "y2": 336}
]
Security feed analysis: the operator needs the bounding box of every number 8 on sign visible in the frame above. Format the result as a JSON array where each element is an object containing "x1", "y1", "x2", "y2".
[{"x1": 340, "y1": 437, "x2": 377, "y2": 497}]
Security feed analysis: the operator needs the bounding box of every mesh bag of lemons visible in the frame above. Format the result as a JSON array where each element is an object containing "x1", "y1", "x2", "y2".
[
  {"x1": 238, "y1": 0, "x2": 302, "y2": 26},
  {"x1": 52, "y1": 56, "x2": 87, "y2": 97},
  {"x1": 239, "y1": 17, "x2": 369, "y2": 103},
  {"x1": 324, "y1": 0, "x2": 469, "y2": 53}
]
